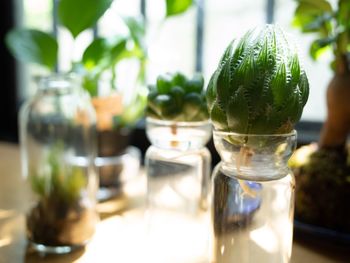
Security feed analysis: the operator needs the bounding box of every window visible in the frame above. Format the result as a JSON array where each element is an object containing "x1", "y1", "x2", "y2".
[
  {"x1": 275, "y1": 0, "x2": 331, "y2": 122},
  {"x1": 8, "y1": 0, "x2": 329, "y2": 142}
]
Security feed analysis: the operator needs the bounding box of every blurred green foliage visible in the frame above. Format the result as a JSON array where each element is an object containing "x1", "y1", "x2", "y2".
[
  {"x1": 293, "y1": 0, "x2": 350, "y2": 69},
  {"x1": 147, "y1": 72, "x2": 209, "y2": 122},
  {"x1": 29, "y1": 143, "x2": 86, "y2": 204},
  {"x1": 5, "y1": 0, "x2": 195, "y2": 128}
]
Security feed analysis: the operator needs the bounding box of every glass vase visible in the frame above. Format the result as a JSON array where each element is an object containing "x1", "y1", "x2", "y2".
[
  {"x1": 92, "y1": 94, "x2": 141, "y2": 201},
  {"x1": 19, "y1": 74, "x2": 98, "y2": 254},
  {"x1": 145, "y1": 118, "x2": 212, "y2": 262},
  {"x1": 210, "y1": 130, "x2": 296, "y2": 263}
]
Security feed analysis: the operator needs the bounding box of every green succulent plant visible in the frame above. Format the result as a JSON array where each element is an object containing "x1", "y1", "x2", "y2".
[
  {"x1": 147, "y1": 72, "x2": 209, "y2": 122},
  {"x1": 206, "y1": 24, "x2": 309, "y2": 135}
]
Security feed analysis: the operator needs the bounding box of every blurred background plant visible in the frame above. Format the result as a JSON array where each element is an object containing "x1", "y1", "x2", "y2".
[
  {"x1": 291, "y1": 0, "x2": 350, "y2": 234},
  {"x1": 29, "y1": 142, "x2": 86, "y2": 205},
  {"x1": 6, "y1": 0, "x2": 148, "y2": 130},
  {"x1": 5, "y1": 0, "x2": 196, "y2": 200},
  {"x1": 5, "y1": 0, "x2": 195, "y2": 130}
]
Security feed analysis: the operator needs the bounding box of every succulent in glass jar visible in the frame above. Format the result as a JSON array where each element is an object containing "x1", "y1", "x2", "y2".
[
  {"x1": 206, "y1": 24, "x2": 309, "y2": 136},
  {"x1": 207, "y1": 24, "x2": 309, "y2": 199},
  {"x1": 146, "y1": 72, "x2": 209, "y2": 122},
  {"x1": 207, "y1": 27, "x2": 309, "y2": 261}
]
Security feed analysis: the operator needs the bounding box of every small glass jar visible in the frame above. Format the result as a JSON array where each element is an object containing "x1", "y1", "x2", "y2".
[
  {"x1": 210, "y1": 130, "x2": 296, "y2": 263},
  {"x1": 145, "y1": 118, "x2": 212, "y2": 262},
  {"x1": 91, "y1": 93, "x2": 142, "y2": 201},
  {"x1": 19, "y1": 74, "x2": 98, "y2": 254}
]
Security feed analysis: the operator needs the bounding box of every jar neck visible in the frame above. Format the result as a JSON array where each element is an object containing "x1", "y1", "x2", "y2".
[
  {"x1": 146, "y1": 118, "x2": 212, "y2": 151},
  {"x1": 219, "y1": 156, "x2": 291, "y2": 181},
  {"x1": 36, "y1": 74, "x2": 80, "y2": 95},
  {"x1": 214, "y1": 130, "x2": 296, "y2": 181}
]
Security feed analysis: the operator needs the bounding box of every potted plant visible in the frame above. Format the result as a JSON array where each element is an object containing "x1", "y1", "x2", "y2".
[
  {"x1": 206, "y1": 25, "x2": 309, "y2": 262},
  {"x1": 147, "y1": 72, "x2": 209, "y2": 122},
  {"x1": 290, "y1": 0, "x2": 350, "y2": 235},
  {"x1": 145, "y1": 72, "x2": 211, "y2": 262}
]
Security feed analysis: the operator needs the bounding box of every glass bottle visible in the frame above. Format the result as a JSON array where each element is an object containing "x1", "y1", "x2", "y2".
[
  {"x1": 19, "y1": 74, "x2": 98, "y2": 254},
  {"x1": 91, "y1": 92, "x2": 142, "y2": 201},
  {"x1": 145, "y1": 117, "x2": 212, "y2": 262},
  {"x1": 210, "y1": 131, "x2": 296, "y2": 263}
]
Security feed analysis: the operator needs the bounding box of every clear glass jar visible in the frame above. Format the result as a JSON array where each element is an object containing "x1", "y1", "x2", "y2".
[
  {"x1": 91, "y1": 93, "x2": 142, "y2": 201},
  {"x1": 145, "y1": 117, "x2": 212, "y2": 262},
  {"x1": 210, "y1": 131, "x2": 296, "y2": 263},
  {"x1": 19, "y1": 74, "x2": 98, "y2": 254},
  {"x1": 95, "y1": 144, "x2": 141, "y2": 201}
]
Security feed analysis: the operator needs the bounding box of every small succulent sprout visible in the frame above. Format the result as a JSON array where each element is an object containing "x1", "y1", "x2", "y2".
[
  {"x1": 206, "y1": 24, "x2": 309, "y2": 135},
  {"x1": 147, "y1": 72, "x2": 209, "y2": 122}
]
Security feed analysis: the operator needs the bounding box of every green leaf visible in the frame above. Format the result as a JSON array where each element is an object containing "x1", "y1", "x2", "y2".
[
  {"x1": 226, "y1": 87, "x2": 249, "y2": 134},
  {"x1": 305, "y1": 14, "x2": 333, "y2": 33},
  {"x1": 172, "y1": 72, "x2": 187, "y2": 87},
  {"x1": 156, "y1": 73, "x2": 173, "y2": 94},
  {"x1": 289, "y1": 54, "x2": 301, "y2": 87},
  {"x1": 170, "y1": 86, "x2": 185, "y2": 106},
  {"x1": 337, "y1": 0, "x2": 350, "y2": 27},
  {"x1": 183, "y1": 92, "x2": 202, "y2": 120},
  {"x1": 58, "y1": 0, "x2": 113, "y2": 38},
  {"x1": 5, "y1": 29, "x2": 58, "y2": 70},
  {"x1": 110, "y1": 38, "x2": 129, "y2": 61},
  {"x1": 298, "y1": 72, "x2": 309, "y2": 107},
  {"x1": 309, "y1": 37, "x2": 334, "y2": 60},
  {"x1": 123, "y1": 16, "x2": 145, "y2": 50},
  {"x1": 82, "y1": 38, "x2": 111, "y2": 69},
  {"x1": 336, "y1": 31, "x2": 349, "y2": 55},
  {"x1": 210, "y1": 103, "x2": 228, "y2": 131},
  {"x1": 270, "y1": 63, "x2": 287, "y2": 107},
  {"x1": 206, "y1": 73, "x2": 217, "y2": 111},
  {"x1": 216, "y1": 62, "x2": 232, "y2": 108},
  {"x1": 295, "y1": 0, "x2": 332, "y2": 13},
  {"x1": 293, "y1": 0, "x2": 333, "y2": 36},
  {"x1": 82, "y1": 36, "x2": 127, "y2": 72},
  {"x1": 185, "y1": 73, "x2": 204, "y2": 93},
  {"x1": 155, "y1": 94, "x2": 179, "y2": 119},
  {"x1": 82, "y1": 75, "x2": 98, "y2": 97},
  {"x1": 166, "y1": 0, "x2": 193, "y2": 17}
]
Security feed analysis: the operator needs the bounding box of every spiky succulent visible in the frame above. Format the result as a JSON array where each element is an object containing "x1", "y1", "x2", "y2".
[
  {"x1": 206, "y1": 25, "x2": 309, "y2": 134},
  {"x1": 147, "y1": 72, "x2": 209, "y2": 122}
]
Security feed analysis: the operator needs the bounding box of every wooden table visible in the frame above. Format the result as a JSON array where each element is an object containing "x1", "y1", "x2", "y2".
[{"x1": 0, "y1": 142, "x2": 348, "y2": 263}]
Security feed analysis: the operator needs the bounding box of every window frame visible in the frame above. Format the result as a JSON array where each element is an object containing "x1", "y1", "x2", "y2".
[{"x1": 1, "y1": 0, "x2": 323, "y2": 144}]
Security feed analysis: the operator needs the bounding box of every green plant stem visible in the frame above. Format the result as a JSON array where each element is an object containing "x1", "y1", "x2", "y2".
[
  {"x1": 236, "y1": 146, "x2": 257, "y2": 198},
  {"x1": 111, "y1": 66, "x2": 117, "y2": 90}
]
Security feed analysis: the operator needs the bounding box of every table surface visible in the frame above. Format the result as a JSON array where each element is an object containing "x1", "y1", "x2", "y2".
[{"x1": 0, "y1": 142, "x2": 348, "y2": 263}]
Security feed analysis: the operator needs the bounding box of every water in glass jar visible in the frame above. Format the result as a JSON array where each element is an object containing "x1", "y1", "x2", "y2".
[
  {"x1": 146, "y1": 147, "x2": 210, "y2": 263},
  {"x1": 211, "y1": 166, "x2": 295, "y2": 263}
]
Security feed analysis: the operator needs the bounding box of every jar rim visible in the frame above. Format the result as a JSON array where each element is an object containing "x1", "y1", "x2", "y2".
[
  {"x1": 213, "y1": 129, "x2": 297, "y2": 138},
  {"x1": 36, "y1": 73, "x2": 81, "y2": 90},
  {"x1": 146, "y1": 117, "x2": 211, "y2": 127}
]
